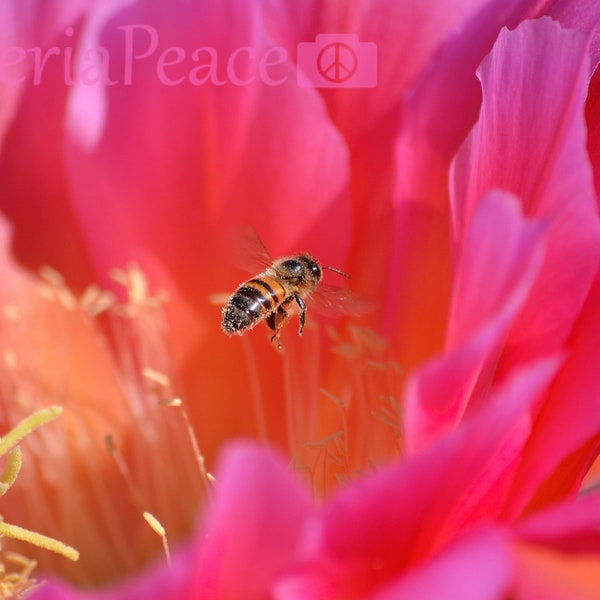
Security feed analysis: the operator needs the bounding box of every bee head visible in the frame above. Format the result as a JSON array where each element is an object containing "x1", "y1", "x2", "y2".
[{"x1": 278, "y1": 255, "x2": 322, "y2": 284}]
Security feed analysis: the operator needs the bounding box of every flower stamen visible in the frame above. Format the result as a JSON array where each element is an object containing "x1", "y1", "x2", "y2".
[
  {"x1": 0, "y1": 405, "x2": 79, "y2": 582},
  {"x1": 142, "y1": 512, "x2": 171, "y2": 567}
]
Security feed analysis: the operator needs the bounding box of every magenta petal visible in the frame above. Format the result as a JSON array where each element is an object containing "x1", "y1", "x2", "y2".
[
  {"x1": 546, "y1": 0, "x2": 600, "y2": 68},
  {"x1": 515, "y1": 491, "x2": 600, "y2": 553},
  {"x1": 367, "y1": 528, "x2": 510, "y2": 600},
  {"x1": 446, "y1": 191, "x2": 544, "y2": 350},
  {"x1": 29, "y1": 542, "x2": 195, "y2": 599},
  {"x1": 314, "y1": 359, "x2": 558, "y2": 596},
  {"x1": 404, "y1": 191, "x2": 545, "y2": 450},
  {"x1": 452, "y1": 18, "x2": 600, "y2": 371},
  {"x1": 62, "y1": 0, "x2": 350, "y2": 286},
  {"x1": 502, "y1": 271, "x2": 600, "y2": 517},
  {"x1": 193, "y1": 442, "x2": 314, "y2": 599},
  {"x1": 30, "y1": 443, "x2": 313, "y2": 599}
]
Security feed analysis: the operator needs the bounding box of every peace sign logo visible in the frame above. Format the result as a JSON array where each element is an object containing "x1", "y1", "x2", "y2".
[
  {"x1": 316, "y1": 42, "x2": 358, "y2": 84},
  {"x1": 296, "y1": 34, "x2": 377, "y2": 89}
]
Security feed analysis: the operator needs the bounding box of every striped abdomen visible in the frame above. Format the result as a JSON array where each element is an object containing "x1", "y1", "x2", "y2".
[{"x1": 221, "y1": 276, "x2": 287, "y2": 334}]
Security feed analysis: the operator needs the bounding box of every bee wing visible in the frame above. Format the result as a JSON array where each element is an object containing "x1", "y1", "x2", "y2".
[
  {"x1": 234, "y1": 225, "x2": 274, "y2": 273},
  {"x1": 309, "y1": 284, "x2": 373, "y2": 318}
]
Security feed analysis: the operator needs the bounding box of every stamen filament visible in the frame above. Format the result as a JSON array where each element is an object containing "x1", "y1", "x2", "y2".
[
  {"x1": 0, "y1": 447, "x2": 22, "y2": 495},
  {"x1": 0, "y1": 522, "x2": 79, "y2": 562},
  {"x1": 0, "y1": 407, "x2": 63, "y2": 457}
]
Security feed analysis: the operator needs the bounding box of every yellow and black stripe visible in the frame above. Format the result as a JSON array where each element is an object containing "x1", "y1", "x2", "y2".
[{"x1": 221, "y1": 276, "x2": 287, "y2": 334}]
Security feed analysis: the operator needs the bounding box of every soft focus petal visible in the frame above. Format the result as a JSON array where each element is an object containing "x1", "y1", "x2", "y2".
[
  {"x1": 385, "y1": 0, "x2": 542, "y2": 364},
  {"x1": 194, "y1": 442, "x2": 315, "y2": 599},
  {"x1": 515, "y1": 491, "x2": 600, "y2": 552},
  {"x1": 61, "y1": 0, "x2": 354, "y2": 460},
  {"x1": 30, "y1": 547, "x2": 191, "y2": 600},
  {"x1": 0, "y1": 0, "x2": 92, "y2": 144},
  {"x1": 367, "y1": 529, "x2": 510, "y2": 600},
  {"x1": 451, "y1": 17, "x2": 600, "y2": 372},
  {"x1": 0, "y1": 211, "x2": 203, "y2": 584},
  {"x1": 291, "y1": 359, "x2": 558, "y2": 597},
  {"x1": 404, "y1": 191, "x2": 546, "y2": 450},
  {"x1": 264, "y1": 0, "x2": 493, "y2": 141}
]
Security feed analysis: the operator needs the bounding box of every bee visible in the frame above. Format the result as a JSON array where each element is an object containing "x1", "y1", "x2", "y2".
[{"x1": 221, "y1": 230, "x2": 362, "y2": 347}]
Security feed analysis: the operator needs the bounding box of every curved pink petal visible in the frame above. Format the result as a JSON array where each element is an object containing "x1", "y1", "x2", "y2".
[
  {"x1": 0, "y1": 11, "x2": 110, "y2": 288},
  {"x1": 404, "y1": 191, "x2": 546, "y2": 450},
  {"x1": 263, "y1": 0, "x2": 494, "y2": 143},
  {"x1": 192, "y1": 442, "x2": 314, "y2": 599},
  {"x1": 546, "y1": 0, "x2": 600, "y2": 68},
  {"x1": 30, "y1": 549, "x2": 192, "y2": 599},
  {"x1": 502, "y1": 271, "x2": 600, "y2": 518},
  {"x1": 445, "y1": 192, "x2": 545, "y2": 350},
  {"x1": 1, "y1": 0, "x2": 351, "y2": 291},
  {"x1": 367, "y1": 528, "x2": 510, "y2": 600},
  {"x1": 585, "y1": 67, "x2": 600, "y2": 206},
  {"x1": 451, "y1": 18, "x2": 600, "y2": 373},
  {"x1": 384, "y1": 0, "x2": 543, "y2": 360},
  {"x1": 0, "y1": 0, "x2": 93, "y2": 141},
  {"x1": 300, "y1": 359, "x2": 558, "y2": 597},
  {"x1": 515, "y1": 491, "x2": 600, "y2": 553},
  {"x1": 64, "y1": 1, "x2": 350, "y2": 269}
]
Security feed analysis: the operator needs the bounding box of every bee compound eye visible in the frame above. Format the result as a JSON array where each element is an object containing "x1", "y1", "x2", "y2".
[{"x1": 281, "y1": 259, "x2": 303, "y2": 276}]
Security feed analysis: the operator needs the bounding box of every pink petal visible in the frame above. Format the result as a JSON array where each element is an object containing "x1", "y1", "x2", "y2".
[
  {"x1": 367, "y1": 528, "x2": 510, "y2": 600},
  {"x1": 451, "y1": 18, "x2": 600, "y2": 372},
  {"x1": 585, "y1": 66, "x2": 600, "y2": 206},
  {"x1": 30, "y1": 443, "x2": 314, "y2": 599},
  {"x1": 308, "y1": 359, "x2": 558, "y2": 596},
  {"x1": 515, "y1": 491, "x2": 600, "y2": 553},
  {"x1": 192, "y1": 442, "x2": 314, "y2": 599},
  {"x1": 404, "y1": 191, "x2": 545, "y2": 450},
  {"x1": 502, "y1": 271, "x2": 600, "y2": 518},
  {"x1": 546, "y1": 0, "x2": 600, "y2": 68},
  {"x1": 445, "y1": 192, "x2": 545, "y2": 349},
  {"x1": 63, "y1": 1, "x2": 350, "y2": 278},
  {"x1": 0, "y1": 28, "x2": 98, "y2": 288},
  {"x1": 384, "y1": 0, "x2": 543, "y2": 358},
  {"x1": 264, "y1": 0, "x2": 494, "y2": 142},
  {"x1": 30, "y1": 541, "x2": 197, "y2": 599}
]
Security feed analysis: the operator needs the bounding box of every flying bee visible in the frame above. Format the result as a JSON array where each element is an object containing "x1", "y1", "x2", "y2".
[{"x1": 221, "y1": 230, "x2": 365, "y2": 348}]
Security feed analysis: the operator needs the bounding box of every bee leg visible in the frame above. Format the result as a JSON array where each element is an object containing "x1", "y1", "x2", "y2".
[
  {"x1": 294, "y1": 294, "x2": 307, "y2": 336},
  {"x1": 267, "y1": 309, "x2": 287, "y2": 348}
]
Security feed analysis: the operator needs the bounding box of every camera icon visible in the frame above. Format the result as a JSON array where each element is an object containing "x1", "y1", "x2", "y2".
[{"x1": 297, "y1": 34, "x2": 377, "y2": 88}]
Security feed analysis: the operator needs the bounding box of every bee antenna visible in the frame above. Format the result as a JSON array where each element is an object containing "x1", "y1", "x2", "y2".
[{"x1": 323, "y1": 265, "x2": 350, "y2": 279}]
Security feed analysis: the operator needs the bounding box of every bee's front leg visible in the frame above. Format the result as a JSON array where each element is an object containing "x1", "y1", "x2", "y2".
[{"x1": 294, "y1": 294, "x2": 307, "y2": 336}]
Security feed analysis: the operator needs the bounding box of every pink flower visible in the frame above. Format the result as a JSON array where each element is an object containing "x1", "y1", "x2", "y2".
[{"x1": 0, "y1": 0, "x2": 598, "y2": 598}]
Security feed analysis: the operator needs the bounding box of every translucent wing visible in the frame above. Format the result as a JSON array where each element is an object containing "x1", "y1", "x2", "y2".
[
  {"x1": 309, "y1": 284, "x2": 373, "y2": 318},
  {"x1": 234, "y1": 226, "x2": 274, "y2": 274}
]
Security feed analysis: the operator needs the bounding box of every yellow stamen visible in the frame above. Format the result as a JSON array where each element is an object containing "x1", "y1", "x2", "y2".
[
  {"x1": 0, "y1": 522, "x2": 79, "y2": 562},
  {"x1": 0, "y1": 406, "x2": 63, "y2": 457},
  {"x1": 143, "y1": 512, "x2": 171, "y2": 567},
  {"x1": 0, "y1": 406, "x2": 80, "y2": 564},
  {"x1": 142, "y1": 368, "x2": 170, "y2": 388},
  {"x1": 0, "y1": 448, "x2": 22, "y2": 495},
  {"x1": 79, "y1": 284, "x2": 114, "y2": 316}
]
